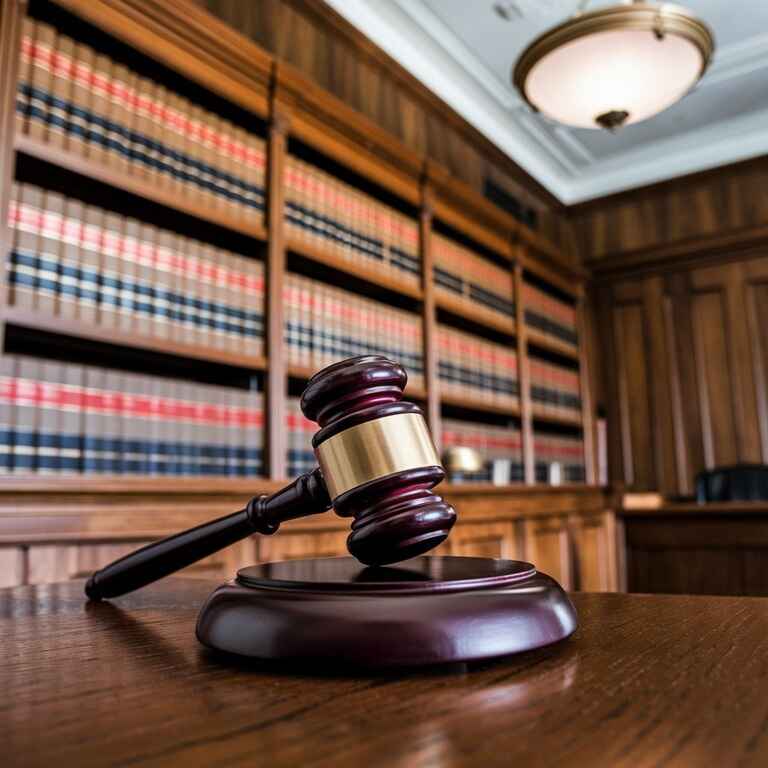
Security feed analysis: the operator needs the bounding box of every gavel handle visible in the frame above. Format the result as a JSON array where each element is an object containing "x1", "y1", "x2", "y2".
[{"x1": 85, "y1": 468, "x2": 331, "y2": 601}]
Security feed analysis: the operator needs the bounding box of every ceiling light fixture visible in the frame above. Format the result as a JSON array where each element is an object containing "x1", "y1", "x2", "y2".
[{"x1": 512, "y1": 0, "x2": 714, "y2": 131}]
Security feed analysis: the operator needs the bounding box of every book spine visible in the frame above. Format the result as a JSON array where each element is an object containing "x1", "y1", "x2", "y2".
[
  {"x1": 99, "y1": 211, "x2": 123, "y2": 331},
  {"x1": 66, "y1": 41, "x2": 93, "y2": 159},
  {"x1": 85, "y1": 53, "x2": 112, "y2": 165},
  {"x1": 15, "y1": 18, "x2": 34, "y2": 138},
  {"x1": 8, "y1": 184, "x2": 36, "y2": 310},
  {"x1": 26, "y1": 22, "x2": 56, "y2": 141},
  {"x1": 46, "y1": 32, "x2": 74, "y2": 150},
  {"x1": 39, "y1": 190, "x2": 66, "y2": 318},
  {"x1": 119, "y1": 217, "x2": 140, "y2": 336},
  {"x1": 15, "y1": 357, "x2": 39, "y2": 475},
  {"x1": 0, "y1": 357, "x2": 14, "y2": 473}
]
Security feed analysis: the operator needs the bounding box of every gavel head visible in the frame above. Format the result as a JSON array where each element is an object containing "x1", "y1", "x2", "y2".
[{"x1": 301, "y1": 356, "x2": 456, "y2": 566}]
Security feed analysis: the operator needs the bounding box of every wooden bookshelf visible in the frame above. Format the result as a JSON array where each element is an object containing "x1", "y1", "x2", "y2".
[
  {"x1": 526, "y1": 328, "x2": 580, "y2": 361},
  {"x1": 2, "y1": 306, "x2": 268, "y2": 372},
  {"x1": 435, "y1": 291, "x2": 516, "y2": 337},
  {"x1": 0, "y1": 0, "x2": 603, "y2": 589},
  {"x1": 531, "y1": 408, "x2": 585, "y2": 428},
  {"x1": 286, "y1": 236, "x2": 423, "y2": 300},
  {"x1": 441, "y1": 393, "x2": 521, "y2": 418},
  {"x1": 15, "y1": 135, "x2": 270, "y2": 244}
]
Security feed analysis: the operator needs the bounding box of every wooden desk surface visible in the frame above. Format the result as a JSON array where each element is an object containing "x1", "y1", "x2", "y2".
[{"x1": 4, "y1": 580, "x2": 768, "y2": 767}]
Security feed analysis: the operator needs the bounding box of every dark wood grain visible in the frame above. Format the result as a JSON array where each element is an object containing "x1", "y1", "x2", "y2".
[
  {"x1": 573, "y1": 155, "x2": 768, "y2": 264},
  {"x1": 622, "y1": 503, "x2": 768, "y2": 596},
  {"x1": 6, "y1": 579, "x2": 768, "y2": 766}
]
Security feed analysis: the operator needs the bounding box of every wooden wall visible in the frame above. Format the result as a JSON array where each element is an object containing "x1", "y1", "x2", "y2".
[
  {"x1": 572, "y1": 156, "x2": 768, "y2": 263},
  {"x1": 195, "y1": 0, "x2": 575, "y2": 257},
  {"x1": 576, "y1": 158, "x2": 768, "y2": 495}
]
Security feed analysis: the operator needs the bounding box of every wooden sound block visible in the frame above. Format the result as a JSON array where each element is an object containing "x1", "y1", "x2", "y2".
[{"x1": 196, "y1": 556, "x2": 577, "y2": 667}]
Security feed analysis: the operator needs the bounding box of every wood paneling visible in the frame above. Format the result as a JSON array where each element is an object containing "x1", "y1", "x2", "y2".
[
  {"x1": 623, "y1": 505, "x2": 768, "y2": 596},
  {"x1": 445, "y1": 522, "x2": 520, "y2": 560},
  {"x1": 256, "y1": 530, "x2": 350, "y2": 562},
  {"x1": 523, "y1": 515, "x2": 572, "y2": 590},
  {"x1": 570, "y1": 512, "x2": 617, "y2": 592},
  {"x1": 597, "y1": 254, "x2": 768, "y2": 494},
  {"x1": 573, "y1": 156, "x2": 768, "y2": 263}
]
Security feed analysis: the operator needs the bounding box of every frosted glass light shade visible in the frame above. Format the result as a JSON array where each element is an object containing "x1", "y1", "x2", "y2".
[{"x1": 513, "y1": 2, "x2": 714, "y2": 130}]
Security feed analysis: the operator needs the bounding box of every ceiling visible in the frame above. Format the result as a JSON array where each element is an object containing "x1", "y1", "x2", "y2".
[{"x1": 322, "y1": 0, "x2": 768, "y2": 204}]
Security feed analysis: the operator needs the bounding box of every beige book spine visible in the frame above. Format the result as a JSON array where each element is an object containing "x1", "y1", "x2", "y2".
[
  {"x1": 120, "y1": 217, "x2": 141, "y2": 336},
  {"x1": 155, "y1": 86, "x2": 174, "y2": 191},
  {"x1": 109, "y1": 64, "x2": 134, "y2": 173},
  {"x1": 154, "y1": 230, "x2": 175, "y2": 340},
  {"x1": 131, "y1": 76, "x2": 152, "y2": 180},
  {"x1": 86, "y1": 53, "x2": 112, "y2": 165},
  {"x1": 146, "y1": 82, "x2": 166, "y2": 186},
  {"x1": 78, "y1": 205, "x2": 102, "y2": 325},
  {"x1": 37, "y1": 190, "x2": 65, "y2": 317},
  {"x1": 167, "y1": 93, "x2": 188, "y2": 197},
  {"x1": 47, "y1": 33, "x2": 75, "y2": 150},
  {"x1": 9, "y1": 184, "x2": 38, "y2": 310},
  {"x1": 27, "y1": 22, "x2": 55, "y2": 141},
  {"x1": 58, "y1": 196, "x2": 82, "y2": 321},
  {"x1": 15, "y1": 18, "x2": 35, "y2": 138},
  {"x1": 133, "y1": 222, "x2": 155, "y2": 339},
  {"x1": 99, "y1": 211, "x2": 123, "y2": 331},
  {"x1": 0, "y1": 356, "x2": 15, "y2": 474},
  {"x1": 172, "y1": 233, "x2": 187, "y2": 346},
  {"x1": 68, "y1": 41, "x2": 94, "y2": 158},
  {"x1": 15, "y1": 357, "x2": 40, "y2": 474}
]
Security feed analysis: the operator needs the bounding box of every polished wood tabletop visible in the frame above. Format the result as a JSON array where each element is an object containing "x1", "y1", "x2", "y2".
[{"x1": 3, "y1": 579, "x2": 768, "y2": 767}]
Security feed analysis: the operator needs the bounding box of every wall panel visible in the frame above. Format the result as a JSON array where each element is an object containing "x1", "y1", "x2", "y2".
[{"x1": 597, "y1": 255, "x2": 768, "y2": 494}]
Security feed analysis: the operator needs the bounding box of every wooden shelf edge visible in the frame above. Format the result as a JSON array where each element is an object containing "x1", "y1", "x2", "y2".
[
  {"x1": 441, "y1": 393, "x2": 520, "y2": 418},
  {"x1": 526, "y1": 328, "x2": 580, "y2": 361},
  {"x1": 3, "y1": 307, "x2": 268, "y2": 372},
  {"x1": 442, "y1": 482, "x2": 604, "y2": 495},
  {"x1": 531, "y1": 408, "x2": 584, "y2": 428},
  {"x1": 286, "y1": 237, "x2": 423, "y2": 300},
  {"x1": 435, "y1": 292, "x2": 516, "y2": 337},
  {"x1": 0, "y1": 475, "x2": 282, "y2": 494},
  {"x1": 15, "y1": 136, "x2": 269, "y2": 243}
]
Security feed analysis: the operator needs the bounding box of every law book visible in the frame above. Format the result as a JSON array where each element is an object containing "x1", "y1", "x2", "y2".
[
  {"x1": 166, "y1": 232, "x2": 182, "y2": 345},
  {"x1": 83, "y1": 52, "x2": 110, "y2": 165},
  {"x1": 185, "y1": 104, "x2": 208, "y2": 209},
  {"x1": 8, "y1": 184, "x2": 34, "y2": 311},
  {"x1": 77, "y1": 198, "x2": 104, "y2": 325},
  {"x1": 99, "y1": 211, "x2": 122, "y2": 330},
  {"x1": 226, "y1": 251, "x2": 243, "y2": 354},
  {"x1": 57, "y1": 196, "x2": 82, "y2": 320},
  {"x1": 38, "y1": 190, "x2": 66, "y2": 318},
  {"x1": 26, "y1": 22, "x2": 56, "y2": 141},
  {"x1": 15, "y1": 18, "x2": 35, "y2": 138},
  {"x1": 237, "y1": 126, "x2": 255, "y2": 219},
  {"x1": 116, "y1": 64, "x2": 137, "y2": 172},
  {"x1": 64, "y1": 41, "x2": 92, "y2": 158},
  {"x1": 153, "y1": 229, "x2": 174, "y2": 339},
  {"x1": 47, "y1": 33, "x2": 75, "y2": 150},
  {"x1": 176, "y1": 234, "x2": 193, "y2": 348},
  {"x1": 0, "y1": 357, "x2": 15, "y2": 473},
  {"x1": 145, "y1": 82, "x2": 166, "y2": 185},
  {"x1": 170, "y1": 94, "x2": 191, "y2": 198},
  {"x1": 37, "y1": 360, "x2": 62, "y2": 474},
  {"x1": 14, "y1": 357, "x2": 39, "y2": 475},
  {"x1": 154, "y1": 86, "x2": 174, "y2": 191},
  {"x1": 234, "y1": 125, "x2": 254, "y2": 219}
]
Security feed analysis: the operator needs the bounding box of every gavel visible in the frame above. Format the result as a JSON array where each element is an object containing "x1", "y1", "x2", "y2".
[{"x1": 85, "y1": 356, "x2": 457, "y2": 600}]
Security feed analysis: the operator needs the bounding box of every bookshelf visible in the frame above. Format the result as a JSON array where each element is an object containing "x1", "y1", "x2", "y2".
[{"x1": 0, "y1": 0, "x2": 609, "y2": 589}]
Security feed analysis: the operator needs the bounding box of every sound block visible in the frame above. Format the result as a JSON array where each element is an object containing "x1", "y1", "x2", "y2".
[{"x1": 196, "y1": 556, "x2": 577, "y2": 667}]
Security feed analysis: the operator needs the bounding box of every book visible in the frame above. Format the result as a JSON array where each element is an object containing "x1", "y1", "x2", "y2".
[{"x1": 26, "y1": 22, "x2": 56, "y2": 141}]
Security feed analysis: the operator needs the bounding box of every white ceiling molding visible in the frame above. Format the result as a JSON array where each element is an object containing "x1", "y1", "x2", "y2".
[
  {"x1": 704, "y1": 33, "x2": 768, "y2": 87},
  {"x1": 324, "y1": 0, "x2": 768, "y2": 204}
]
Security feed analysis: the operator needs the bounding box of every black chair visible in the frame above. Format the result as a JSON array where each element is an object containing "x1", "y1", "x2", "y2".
[{"x1": 695, "y1": 464, "x2": 768, "y2": 502}]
